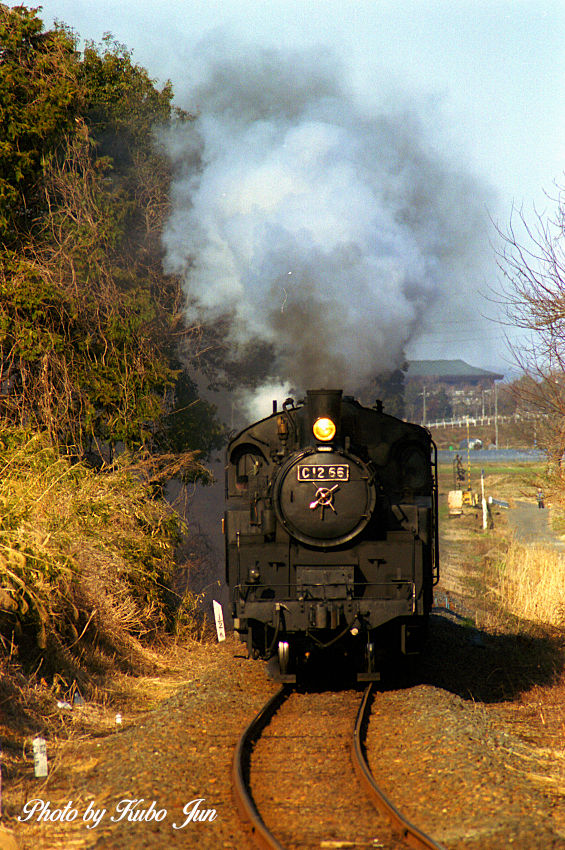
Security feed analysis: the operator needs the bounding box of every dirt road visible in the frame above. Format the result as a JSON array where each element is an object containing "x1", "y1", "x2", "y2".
[{"x1": 507, "y1": 500, "x2": 565, "y2": 551}]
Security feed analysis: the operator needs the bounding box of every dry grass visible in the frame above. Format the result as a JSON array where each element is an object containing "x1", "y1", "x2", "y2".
[
  {"x1": 489, "y1": 540, "x2": 565, "y2": 629},
  {"x1": 0, "y1": 427, "x2": 205, "y2": 732},
  {"x1": 439, "y1": 462, "x2": 565, "y2": 635}
]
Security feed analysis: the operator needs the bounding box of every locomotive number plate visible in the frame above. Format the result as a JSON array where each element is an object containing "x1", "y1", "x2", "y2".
[{"x1": 297, "y1": 464, "x2": 349, "y2": 482}]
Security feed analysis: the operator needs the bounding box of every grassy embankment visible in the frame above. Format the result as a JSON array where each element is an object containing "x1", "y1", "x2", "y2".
[
  {"x1": 0, "y1": 429, "x2": 206, "y2": 739},
  {"x1": 438, "y1": 456, "x2": 565, "y2": 633}
]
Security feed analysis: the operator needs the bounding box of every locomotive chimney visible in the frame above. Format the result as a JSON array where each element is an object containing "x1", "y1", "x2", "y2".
[{"x1": 307, "y1": 389, "x2": 342, "y2": 445}]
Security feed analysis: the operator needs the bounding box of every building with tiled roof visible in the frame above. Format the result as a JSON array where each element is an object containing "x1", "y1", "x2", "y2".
[
  {"x1": 406, "y1": 360, "x2": 503, "y2": 385},
  {"x1": 405, "y1": 360, "x2": 504, "y2": 422}
]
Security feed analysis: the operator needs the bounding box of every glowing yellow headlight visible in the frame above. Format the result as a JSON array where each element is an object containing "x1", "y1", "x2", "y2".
[{"x1": 313, "y1": 417, "x2": 336, "y2": 442}]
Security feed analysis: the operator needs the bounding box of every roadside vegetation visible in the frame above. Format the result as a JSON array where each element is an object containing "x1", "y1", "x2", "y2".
[
  {"x1": 497, "y1": 181, "x2": 565, "y2": 492},
  {"x1": 0, "y1": 0, "x2": 227, "y2": 747},
  {"x1": 489, "y1": 541, "x2": 565, "y2": 630},
  {"x1": 0, "y1": 431, "x2": 207, "y2": 717},
  {"x1": 436, "y1": 170, "x2": 565, "y2": 636},
  {"x1": 439, "y1": 461, "x2": 565, "y2": 634}
]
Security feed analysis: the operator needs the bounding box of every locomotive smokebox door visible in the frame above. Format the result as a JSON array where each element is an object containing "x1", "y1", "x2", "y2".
[
  {"x1": 274, "y1": 449, "x2": 377, "y2": 547},
  {"x1": 307, "y1": 389, "x2": 342, "y2": 446}
]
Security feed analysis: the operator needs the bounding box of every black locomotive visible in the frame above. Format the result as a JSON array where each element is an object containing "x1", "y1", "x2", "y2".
[{"x1": 224, "y1": 389, "x2": 438, "y2": 681}]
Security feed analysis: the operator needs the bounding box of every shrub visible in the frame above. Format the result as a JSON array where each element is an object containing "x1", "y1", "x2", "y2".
[{"x1": 0, "y1": 428, "x2": 195, "y2": 694}]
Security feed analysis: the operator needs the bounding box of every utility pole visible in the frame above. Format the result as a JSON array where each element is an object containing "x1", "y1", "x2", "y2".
[
  {"x1": 466, "y1": 417, "x2": 471, "y2": 494},
  {"x1": 422, "y1": 385, "x2": 426, "y2": 425},
  {"x1": 481, "y1": 468, "x2": 487, "y2": 530},
  {"x1": 494, "y1": 382, "x2": 499, "y2": 448}
]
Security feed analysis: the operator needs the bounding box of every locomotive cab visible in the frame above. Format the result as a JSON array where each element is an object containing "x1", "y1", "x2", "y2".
[{"x1": 224, "y1": 389, "x2": 438, "y2": 682}]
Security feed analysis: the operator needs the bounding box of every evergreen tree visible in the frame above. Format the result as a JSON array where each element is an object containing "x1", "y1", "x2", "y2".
[
  {"x1": 372, "y1": 365, "x2": 407, "y2": 418},
  {"x1": 0, "y1": 4, "x2": 80, "y2": 244},
  {"x1": 0, "y1": 5, "x2": 224, "y2": 466}
]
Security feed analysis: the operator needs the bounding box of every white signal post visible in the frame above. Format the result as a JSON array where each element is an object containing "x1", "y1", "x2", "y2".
[{"x1": 481, "y1": 468, "x2": 488, "y2": 530}]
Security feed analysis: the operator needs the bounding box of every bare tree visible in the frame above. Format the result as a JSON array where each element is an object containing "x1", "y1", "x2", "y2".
[{"x1": 497, "y1": 183, "x2": 565, "y2": 485}]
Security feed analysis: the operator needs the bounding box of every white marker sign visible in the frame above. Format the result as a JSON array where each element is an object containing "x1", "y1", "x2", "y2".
[
  {"x1": 32, "y1": 737, "x2": 48, "y2": 778},
  {"x1": 212, "y1": 601, "x2": 226, "y2": 642}
]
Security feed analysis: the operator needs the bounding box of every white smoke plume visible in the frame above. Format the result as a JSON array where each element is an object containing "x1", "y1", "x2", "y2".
[{"x1": 161, "y1": 37, "x2": 491, "y2": 403}]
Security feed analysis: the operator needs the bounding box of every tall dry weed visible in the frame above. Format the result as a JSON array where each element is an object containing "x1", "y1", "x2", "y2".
[
  {"x1": 0, "y1": 428, "x2": 197, "y2": 706},
  {"x1": 490, "y1": 540, "x2": 565, "y2": 628}
]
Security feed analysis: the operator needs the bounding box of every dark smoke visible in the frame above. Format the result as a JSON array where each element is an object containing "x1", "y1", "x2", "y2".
[{"x1": 161, "y1": 37, "x2": 492, "y2": 414}]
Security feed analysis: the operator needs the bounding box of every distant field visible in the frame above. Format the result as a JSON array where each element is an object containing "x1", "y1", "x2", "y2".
[
  {"x1": 438, "y1": 461, "x2": 545, "y2": 476},
  {"x1": 437, "y1": 458, "x2": 544, "y2": 503}
]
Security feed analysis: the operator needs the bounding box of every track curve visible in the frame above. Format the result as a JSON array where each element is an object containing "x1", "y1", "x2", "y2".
[
  {"x1": 233, "y1": 684, "x2": 446, "y2": 850},
  {"x1": 232, "y1": 686, "x2": 288, "y2": 850},
  {"x1": 352, "y1": 684, "x2": 446, "y2": 850}
]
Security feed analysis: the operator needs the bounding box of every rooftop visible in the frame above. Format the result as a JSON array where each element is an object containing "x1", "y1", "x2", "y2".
[{"x1": 406, "y1": 359, "x2": 504, "y2": 380}]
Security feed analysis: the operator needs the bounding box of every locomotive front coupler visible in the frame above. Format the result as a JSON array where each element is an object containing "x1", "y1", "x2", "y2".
[
  {"x1": 306, "y1": 612, "x2": 360, "y2": 651},
  {"x1": 348, "y1": 615, "x2": 380, "y2": 682}
]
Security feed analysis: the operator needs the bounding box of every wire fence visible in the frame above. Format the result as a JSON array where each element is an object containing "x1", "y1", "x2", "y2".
[{"x1": 424, "y1": 412, "x2": 547, "y2": 429}]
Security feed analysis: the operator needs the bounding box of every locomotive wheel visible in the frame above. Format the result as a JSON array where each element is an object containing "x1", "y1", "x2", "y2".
[
  {"x1": 278, "y1": 640, "x2": 290, "y2": 675},
  {"x1": 246, "y1": 625, "x2": 263, "y2": 660},
  {"x1": 365, "y1": 640, "x2": 376, "y2": 674}
]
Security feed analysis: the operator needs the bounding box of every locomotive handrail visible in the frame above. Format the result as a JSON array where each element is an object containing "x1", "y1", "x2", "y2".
[
  {"x1": 234, "y1": 580, "x2": 417, "y2": 596},
  {"x1": 431, "y1": 440, "x2": 440, "y2": 586}
]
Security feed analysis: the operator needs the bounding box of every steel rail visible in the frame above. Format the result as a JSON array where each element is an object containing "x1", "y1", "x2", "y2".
[
  {"x1": 234, "y1": 682, "x2": 446, "y2": 850},
  {"x1": 232, "y1": 685, "x2": 289, "y2": 850},
  {"x1": 352, "y1": 684, "x2": 447, "y2": 850}
]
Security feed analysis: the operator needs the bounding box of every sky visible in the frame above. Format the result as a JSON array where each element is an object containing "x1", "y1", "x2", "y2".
[{"x1": 11, "y1": 0, "x2": 565, "y2": 379}]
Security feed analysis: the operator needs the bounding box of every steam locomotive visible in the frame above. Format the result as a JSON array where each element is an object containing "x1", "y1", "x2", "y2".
[{"x1": 224, "y1": 389, "x2": 438, "y2": 681}]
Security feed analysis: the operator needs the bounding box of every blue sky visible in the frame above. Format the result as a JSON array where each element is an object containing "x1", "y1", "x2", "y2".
[
  {"x1": 11, "y1": 1, "x2": 565, "y2": 374},
  {"x1": 29, "y1": 0, "x2": 564, "y2": 212}
]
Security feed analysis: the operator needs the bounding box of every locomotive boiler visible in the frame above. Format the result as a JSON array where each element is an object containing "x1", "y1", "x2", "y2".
[{"x1": 224, "y1": 389, "x2": 438, "y2": 681}]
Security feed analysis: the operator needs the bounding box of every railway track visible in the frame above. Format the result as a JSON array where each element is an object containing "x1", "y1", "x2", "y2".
[{"x1": 233, "y1": 684, "x2": 445, "y2": 850}]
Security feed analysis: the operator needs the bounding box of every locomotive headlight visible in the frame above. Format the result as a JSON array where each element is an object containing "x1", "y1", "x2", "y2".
[{"x1": 313, "y1": 416, "x2": 336, "y2": 442}]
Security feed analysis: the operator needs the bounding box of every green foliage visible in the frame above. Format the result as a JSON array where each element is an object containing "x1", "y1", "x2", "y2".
[
  {"x1": 0, "y1": 5, "x2": 80, "y2": 244},
  {"x1": 0, "y1": 252, "x2": 180, "y2": 450},
  {"x1": 0, "y1": 259, "x2": 67, "y2": 358},
  {"x1": 80, "y1": 34, "x2": 175, "y2": 166},
  {"x1": 162, "y1": 371, "x2": 227, "y2": 457},
  {"x1": 0, "y1": 5, "x2": 222, "y2": 459}
]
